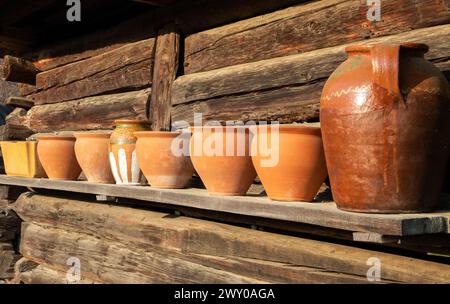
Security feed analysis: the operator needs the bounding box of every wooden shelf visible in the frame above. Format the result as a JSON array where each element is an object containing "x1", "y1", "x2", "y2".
[{"x1": 0, "y1": 175, "x2": 449, "y2": 238}]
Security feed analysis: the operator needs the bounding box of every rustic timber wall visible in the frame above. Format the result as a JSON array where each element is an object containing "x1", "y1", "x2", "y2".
[{"x1": 171, "y1": 0, "x2": 450, "y2": 125}]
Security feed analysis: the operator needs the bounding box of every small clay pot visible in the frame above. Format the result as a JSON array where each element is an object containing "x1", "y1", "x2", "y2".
[
  {"x1": 189, "y1": 126, "x2": 256, "y2": 196},
  {"x1": 251, "y1": 125, "x2": 328, "y2": 201},
  {"x1": 74, "y1": 132, "x2": 115, "y2": 183},
  {"x1": 37, "y1": 134, "x2": 82, "y2": 180},
  {"x1": 109, "y1": 119, "x2": 150, "y2": 185},
  {"x1": 135, "y1": 131, "x2": 194, "y2": 188}
]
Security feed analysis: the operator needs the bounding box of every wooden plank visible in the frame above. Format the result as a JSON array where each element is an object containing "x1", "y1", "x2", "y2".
[
  {"x1": 20, "y1": 222, "x2": 266, "y2": 284},
  {"x1": 2, "y1": 55, "x2": 39, "y2": 84},
  {"x1": 25, "y1": 88, "x2": 151, "y2": 133},
  {"x1": 14, "y1": 194, "x2": 450, "y2": 283},
  {"x1": 5, "y1": 176, "x2": 450, "y2": 236},
  {"x1": 27, "y1": 39, "x2": 155, "y2": 105},
  {"x1": 184, "y1": 0, "x2": 450, "y2": 74},
  {"x1": 150, "y1": 24, "x2": 180, "y2": 130},
  {"x1": 172, "y1": 24, "x2": 450, "y2": 124},
  {"x1": 4, "y1": 97, "x2": 34, "y2": 109}
]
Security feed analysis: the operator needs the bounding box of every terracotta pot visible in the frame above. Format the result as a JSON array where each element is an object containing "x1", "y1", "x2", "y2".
[
  {"x1": 189, "y1": 126, "x2": 256, "y2": 195},
  {"x1": 135, "y1": 131, "x2": 194, "y2": 188},
  {"x1": 37, "y1": 134, "x2": 81, "y2": 180},
  {"x1": 250, "y1": 125, "x2": 327, "y2": 202},
  {"x1": 109, "y1": 119, "x2": 150, "y2": 185},
  {"x1": 320, "y1": 43, "x2": 450, "y2": 213},
  {"x1": 74, "y1": 132, "x2": 115, "y2": 183}
]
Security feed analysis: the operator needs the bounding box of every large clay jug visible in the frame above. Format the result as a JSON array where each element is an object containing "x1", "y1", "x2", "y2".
[
  {"x1": 320, "y1": 43, "x2": 450, "y2": 213},
  {"x1": 109, "y1": 120, "x2": 150, "y2": 185}
]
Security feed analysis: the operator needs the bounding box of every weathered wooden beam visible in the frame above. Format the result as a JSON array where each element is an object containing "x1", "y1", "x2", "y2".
[
  {"x1": 25, "y1": 88, "x2": 151, "y2": 133},
  {"x1": 2, "y1": 55, "x2": 39, "y2": 84},
  {"x1": 150, "y1": 24, "x2": 180, "y2": 130},
  {"x1": 4, "y1": 97, "x2": 34, "y2": 109},
  {"x1": 172, "y1": 24, "x2": 450, "y2": 124},
  {"x1": 14, "y1": 194, "x2": 450, "y2": 283},
  {"x1": 27, "y1": 39, "x2": 155, "y2": 105},
  {"x1": 20, "y1": 222, "x2": 265, "y2": 284},
  {"x1": 0, "y1": 108, "x2": 33, "y2": 140},
  {"x1": 184, "y1": 0, "x2": 450, "y2": 74},
  {"x1": 0, "y1": 242, "x2": 20, "y2": 280}
]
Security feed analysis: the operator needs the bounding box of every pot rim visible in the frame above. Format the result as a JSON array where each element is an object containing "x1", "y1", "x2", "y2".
[
  {"x1": 345, "y1": 42, "x2": 429, "y2": 54},
  {"x1": 36, "y1": 134, "x2": 76, "y2": 140},
  {"x1": 73, "y1": 131, "x2": 112, "y2": 138},
  {"x1": 114, "y1": 119, "x2": 150, "y2": 125},
  {"x1": 250, "y1": 124, "x2": 321, "y2": 135},
  {"x1": 134, "y1": 131, "x2": 189, "y2": 138}
]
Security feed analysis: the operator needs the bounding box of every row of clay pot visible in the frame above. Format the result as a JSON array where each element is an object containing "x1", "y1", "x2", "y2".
[{"x1": 35, "y1": 121, "x2": 328, "y2": 203}]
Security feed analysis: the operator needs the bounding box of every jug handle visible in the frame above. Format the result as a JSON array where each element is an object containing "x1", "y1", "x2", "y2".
[{"x1": 371, "y1": 44, "x2": 405, "y2": 103}]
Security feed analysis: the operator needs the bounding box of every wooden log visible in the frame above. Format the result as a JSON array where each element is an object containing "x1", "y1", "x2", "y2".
[
  {"x1": 184, "y1": 0, "x2": 450, "y2": 74},
  {"x1": 25, "y1": 0, "x2": 302, "y2": 71},
  {"x1": 4, "y1": 97, "x2": 34, "y2": 109},
  {"x1": 26, "y1": 39, "x2": 155, "y2": 105},
  {"x1": 25, "y1": 88, "x2": 151, "y2": 133},
  {"x1": 0, "y1": 60, "x2": 19, "y2": 101},
  {"x1": 14, "y1": 193, "x2": 450, "y2": 283},
  {"x1": 20, "y1": 222, "x2": 266, "y2": 284},
  {"x1": 172, "y1": 24, "x2": 450, "y2": 124},
  {"x1": 2, "y1": 55, "x2": 39, "y2": 84},
  {"x1": 12, "y1": 258, "x2": 98, "y2": 284},
  {"x1": 149, "y1": 24, "x2": 180, "y2": 130}
]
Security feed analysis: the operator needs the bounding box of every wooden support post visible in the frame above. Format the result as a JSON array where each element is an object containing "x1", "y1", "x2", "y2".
[
  {"x1": 2, "y1": 55, "x2": 39, "y2": 85},
  {"x1": 149, "y1": 23, "x2": 180, "y2": 131},
  {"x1": 5, "y1": 96, "x2": 34, "y2": 110}
]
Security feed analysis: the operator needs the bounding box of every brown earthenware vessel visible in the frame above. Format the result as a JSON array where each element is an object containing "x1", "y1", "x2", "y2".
[
  {"x1": 74, "y1": 132, "x2": 115, "y2": 183},
  {"x1": 37, "y1": 134, "x2": 82, "y2": 180},
  {"x1": 250, "y1": 125, "x2": 328, "y2": 202},
  {"x1": 135, "y1": 131, "x2": 194, "y2": 188},
  {"x1": 109, "y1": 119, "x2": 150, "y2": 185},
  {"x1": 189, "y1": 126, "x2": 256, "y2": 196},
  {"x1": 320, "y1": 43, "x2": 450, "y2": 213}
]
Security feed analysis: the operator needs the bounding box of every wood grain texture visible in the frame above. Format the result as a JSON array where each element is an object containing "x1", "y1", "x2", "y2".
[
  {"x1": 13, "y1": 193, "x2": 450, "y2": 283},
  {"x1": 172, "y1": 24, "x2": 450, "y2": 124},
  {"x1": 184, "y1": 0, "x2": 450, "y2": 73},
  {"x1": 7, "y1": 181, "x2": 450, "y2": 237},
  {"x1": 2, "y1": 55, "x2": 39, "y2": 84},
  {"x1": 20, "y1": 222, "x2": 265, "y2": 284},
  {"x1": 24, "y1": 88, "x2": 151, "y2": 133},
  {"x1": 0, "y1": 242, "x2": 19, "y2": 280},
  {"x1": 12, "y1": 258, "x2": 98, "y2": 284},
  {"x1": 149, "y1": 24, "x2": 180, "y2": 130},
  {"x1": 26, "y1": 39, "x2": 155, "y2": 105}
]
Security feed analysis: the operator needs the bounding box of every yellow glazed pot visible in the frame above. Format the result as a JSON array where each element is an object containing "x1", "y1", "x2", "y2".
[{"x1": 0, "y1": 141, "x2": 46, "y2": 178}]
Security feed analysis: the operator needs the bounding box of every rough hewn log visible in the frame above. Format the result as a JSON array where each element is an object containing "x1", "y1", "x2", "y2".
[
  {"x1": 184, "y1": 0, "x2": 450, "y2": 74},
  {"x1": 0, "y1": 59, "x2": 19, "y2": 102},
  {"x1": 172, "y1": 24, "x2": 450, "y2": 124},
  {"x1": 2, "y1": 55, "x2": 39, "y2": 84},
  {"x1": 4, "y1": 96, "x2": 34, "y2": 109},
  {"x1": 14, "y1": 193, "x2": 450, "y2": 283},
  {"x1": 149, "y1": 24, "x2": 180, "y2": 130},
  {"x1": 20, "y1": 222, "x2": 265, "y2": 284},
  {"x1": 27, "y1": 39, "x2": 155, "y2": 105},
  {"x1": 24, "y1": 88, "x2": 151, "y2": 133}
]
